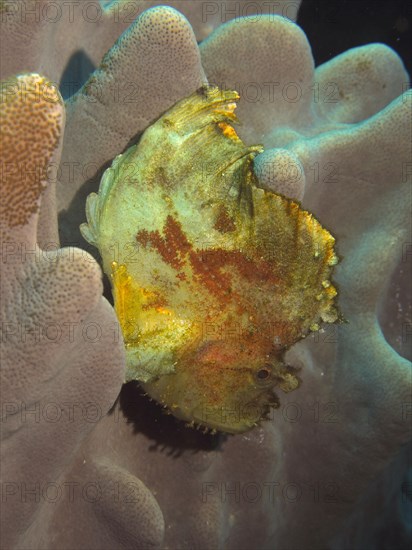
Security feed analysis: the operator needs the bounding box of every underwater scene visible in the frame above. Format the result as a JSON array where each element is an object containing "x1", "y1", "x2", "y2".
[{"x1": 0, "y1": 0, "x2": 411, "y2": 548}]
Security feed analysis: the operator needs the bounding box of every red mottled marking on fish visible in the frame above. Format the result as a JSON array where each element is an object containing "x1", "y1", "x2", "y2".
[
  {"x1": 214, "y1": 205, "x2": 236, "y2": 233},
  {"x1": 136, "y1": 215, "x2": 279, "y2": 302},
  {"x1": 136, "y1": 215, "x2": 191, "y2": 270}
]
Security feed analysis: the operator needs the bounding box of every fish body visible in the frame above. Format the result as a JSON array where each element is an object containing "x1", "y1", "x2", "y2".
[{"x1": 81, "y1": 86, "x2": 338, "y2": 433}]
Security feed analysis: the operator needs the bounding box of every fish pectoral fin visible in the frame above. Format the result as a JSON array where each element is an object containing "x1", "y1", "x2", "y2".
[{"x1": 125, "y1": 346, "x2": 176, "y2": 383}]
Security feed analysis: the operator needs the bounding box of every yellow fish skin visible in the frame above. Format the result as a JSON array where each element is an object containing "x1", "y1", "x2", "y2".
[{"x1": 81, "y1": 86, "x2": 339, "y2": 434}]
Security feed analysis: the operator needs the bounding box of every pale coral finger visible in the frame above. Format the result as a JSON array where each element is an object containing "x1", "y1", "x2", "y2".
[
  {"x1": 291, "y1": 91, "x2": 411, "y2": 239},
  {"x1": 314, "y1": 44, "x2": 409, "y2": 124},
  {"x1": 200, "y1": 15, "x2": 314, "y2": 145}
]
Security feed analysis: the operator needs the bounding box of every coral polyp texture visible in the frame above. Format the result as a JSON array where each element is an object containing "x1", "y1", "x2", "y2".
[{"x1": 0, "y1": 3, "x2": 411, "y2": 549}]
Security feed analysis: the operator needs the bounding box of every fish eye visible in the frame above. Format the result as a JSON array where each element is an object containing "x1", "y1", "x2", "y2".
[{"x1": 256, "y1": 365, "x2": 272, "y2": 381}]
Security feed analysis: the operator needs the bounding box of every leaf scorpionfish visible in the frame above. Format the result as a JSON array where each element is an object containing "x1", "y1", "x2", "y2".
[{"x1": 81, "y1": 86, "x2": 339, "y2": 434}]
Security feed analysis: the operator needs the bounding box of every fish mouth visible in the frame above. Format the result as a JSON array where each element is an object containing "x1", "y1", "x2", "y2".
[{"x1": 191, "y1": 390, "x2": 280, "y2": 434}]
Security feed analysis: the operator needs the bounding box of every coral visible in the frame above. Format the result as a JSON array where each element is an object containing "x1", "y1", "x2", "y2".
[
  {"x1": 0, "y1": 0, "x2": 299, "y2": 83},
  {"x1": 0, "y1": 74, "x2": 128, "y2": 547},
  {"x1": 0, "y1": 3, "x2": 411, "y2": 550}
]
